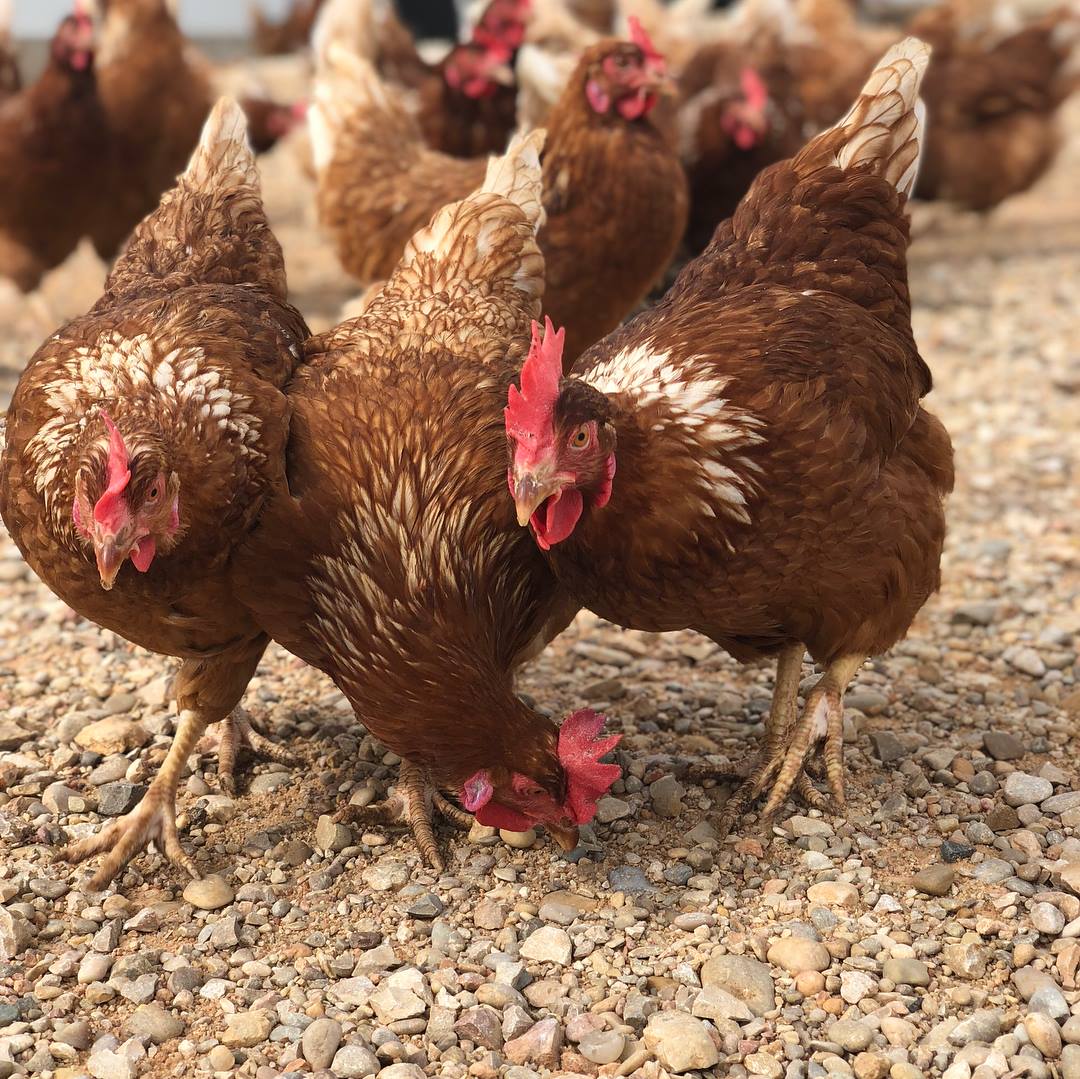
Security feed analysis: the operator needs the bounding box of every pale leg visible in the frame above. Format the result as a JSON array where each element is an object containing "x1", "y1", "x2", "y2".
[
  {"x1": 760, "y1": 653, "x2": 865, "y2": 820},
  {"x1": 61, "y1": 708, "x2": 206, "y2": 891},
  {"x1": 338, "y1": 760, "x2": 472, "y2": 872},
  {"x1": 714, "y1": 642, "x2": 805, "y2": 837},
  {"x1": 211, "y1": 707, "x2": 292, "y2": 794}
]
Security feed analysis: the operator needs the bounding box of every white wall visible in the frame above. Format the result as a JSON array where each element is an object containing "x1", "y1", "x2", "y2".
[{"x1": 12, "y1": 0, "x2": 291, "y2": 36}]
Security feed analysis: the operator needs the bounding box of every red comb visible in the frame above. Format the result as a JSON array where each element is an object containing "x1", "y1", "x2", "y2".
[
  {"x1": 627, "y1": 15, "x2": 664, "y2": 66},
  {"x1": 559, "y1": 709, "x2": 621, "y2": 825},
  {"x1": 92, "y1": 411, "x2": 131, "y2": 530},
  {"x1": 504, "y1": 317, "x2": 565, "y2": 463},
  {"x1": 741, "y1": 67, "x2": 768, "y2": 111}
]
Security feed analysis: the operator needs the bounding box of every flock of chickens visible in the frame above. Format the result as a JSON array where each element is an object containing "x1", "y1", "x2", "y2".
[{"x1": 0, "y1": 0, "x2": 1075, "y2": 892}]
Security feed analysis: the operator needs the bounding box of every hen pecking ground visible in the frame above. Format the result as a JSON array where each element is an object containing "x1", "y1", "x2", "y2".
[{"x1": 0, "y1": 93, "x2": 1078, "y2": 1079}]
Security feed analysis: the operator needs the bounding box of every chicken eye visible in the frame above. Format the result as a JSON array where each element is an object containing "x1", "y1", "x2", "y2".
[{"x1": 570, "y1": 425, "x2": 591, "y2": 449}]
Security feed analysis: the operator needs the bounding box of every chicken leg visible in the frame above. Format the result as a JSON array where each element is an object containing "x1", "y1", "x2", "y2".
[
  {"x1": 714, "y1": 642, "x2": 806, "y2": 837},
  {"x1": 61, "y1": 707, "x2": 206, "y2": 891},
  {"x1": 759, "y1": 652, "x2": 865, "y2": 821},
  {"x1": 337, "y1": 760, "x2": 473, "y2": 872},
  {"x1": 61, "y1": 638, "x2": 267, "y2": 890}
]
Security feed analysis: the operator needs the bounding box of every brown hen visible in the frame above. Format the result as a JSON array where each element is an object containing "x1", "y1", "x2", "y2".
[
  {"x1": 313, "y1": 23, "x2": 687, "y2": 364},
  {"x1": 233, "y1": 133, "x2": 620, "y2": 869},
  {"x1": 0, "y1": 7, "x2": 106, "y2": 291},
  {"x1": 314, "y1": 0, "x2": 527, "y2": 158},
  {"x1": 90, "y1": 0, "x2": 214, "y2": 260},
  {"x1": 0, "y1": 99, "x2": 309, "y2": 889},
  {"x1": 506, "y1": 39, "x2": 954, "y2": 831},
  {"x1": 911, "y1": 2, "x2": 1078, "y2": 209}
]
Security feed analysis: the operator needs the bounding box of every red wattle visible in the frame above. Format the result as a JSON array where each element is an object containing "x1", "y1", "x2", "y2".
[
  {"x1": 131, "y1": 536, "x2": 156, "y2": 573},
  {"x1": 475, "y1": 801, "x2": 535, "y2": 831},
  {"x1": 530, "y1": 488, "x2": 583, "y2": 550}
]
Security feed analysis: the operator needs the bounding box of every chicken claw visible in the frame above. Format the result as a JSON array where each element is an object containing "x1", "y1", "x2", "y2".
[
  {"x1": 708, "y1": 647, "x2": 863, "y2": 838},
  {"x1": 758, "y1": 652, "x2": 866, "y2": 823},
  {"x1": 209, "y1": 707, "x2": 292, "y2": 795},
  {"x1": 60, "y1": 784, "x2": 197, "y2": 892},
  {"x1": 337, "y1": 761, "x2": 472, "y2": 872},
  {"x1": 59, "y1": 708, "x2": 207, "y2": 891}
]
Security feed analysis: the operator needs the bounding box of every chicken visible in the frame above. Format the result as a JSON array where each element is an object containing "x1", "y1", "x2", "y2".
[
  {"x1": 314, "y1": 0, "x2": 527, "y2": 158},
  {"x1": 0, "y1": 0, "x2": 20, "y2": 99},
  {"x1": 240, "y1": 96, "x2": 308, "y2": 154},
  {"x1": 0, "y1": 99, "x2": 309, "y2": 889},
  {"x1": 0, "y1": 5, "x2": 107, "y2": 291},
  {"x1": 313, "y1": 21, "x2": 687, "y2": 363},
  {"x1": 89, "y1": 0, "x2": 214, "y2": 260},
  {"x1": 787, "y1": 0, "x2": 900, "y2": 127},
  {"x1": 232, "y1": 133, "x2": 620, "y2": 869},
  {"x1": 911, "y1": 2, "x2": 1078, "y2": 210},
  {"x1": 676, "y1": 41, "x2": 807, "y2": 253},
  {"x1": 253, "y1": 0, "x2": 326, "y2": 55},
  {"x1": 504, "y1": 39, "x2": 954, "y2": 831}
]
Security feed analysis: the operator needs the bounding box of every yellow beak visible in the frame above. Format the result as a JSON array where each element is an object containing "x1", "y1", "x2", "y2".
[{"x1": 512, "y1": 470, "x2": 566, "y2": 528}]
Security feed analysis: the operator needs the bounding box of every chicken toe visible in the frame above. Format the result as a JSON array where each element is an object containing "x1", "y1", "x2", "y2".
[
  {"x1": 211, "y1": 708, "x2": 292, "y2": 795},
  {"x1": 61, "y1": 787, "x2": 197, "y2": 892},
  {"x1": 759, "y1": 653, "x2": 865, "y2": 822},
  {"x1": 337, "y1": 762, "x2": 471, "y2": 871},
  {"x1": 59, "y1": 708, "x2": 207, "y2": 891}
]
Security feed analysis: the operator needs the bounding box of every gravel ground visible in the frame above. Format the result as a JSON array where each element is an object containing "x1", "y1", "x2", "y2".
[{"x1": 1, "y1": 77, "x2": 1079, "y2": 1079}]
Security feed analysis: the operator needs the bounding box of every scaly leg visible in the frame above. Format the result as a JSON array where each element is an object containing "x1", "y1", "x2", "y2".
[
  {"x1": 714, "y1": 643, "x2": 805, "y2": 837},
  {"x1": 61, "y1": 708, "x2": 206, "y2": 891},
  {"x1": 60, "y1": 639, "x2": 267, "y2": 891},
  {"x1": 337, "y1": 761, "x2": 471, "y2": 872},
  {"x1": 760, "y1": 653, "x2": 865, "y2": 821},
  {"x1": 210, "y1": 707, "x2": 292, "y2": 795}
]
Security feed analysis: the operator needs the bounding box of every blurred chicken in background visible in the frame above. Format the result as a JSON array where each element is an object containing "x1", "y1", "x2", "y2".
[
  {"x1": 313, "y1": 0, "x2": 529, "y2": 157},
  {"x1": 312, "y1": 17, "x2": 687, "y2": 362},
  {"x1": 253, "y1": 0, "x2": 327, "y2": 55},
  {"x1": 0, "y1": 0, "x2": 21, "y2": 98},
  {"x1": 912, "y1": 0, "x2": 1079, "y2": 209},
  {"x1": 0, "y1": 3, "x2": 106, "y2": 291},
  {"x1": 87, "y1": 0, "x2": 215, "y2": 260}
]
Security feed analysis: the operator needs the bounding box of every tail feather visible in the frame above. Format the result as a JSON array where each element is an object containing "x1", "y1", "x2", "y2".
[
  {"x1": 355, "y1": 131, "x2": 549, "y2": 361},
  {"x1": 183, "y1": 96, "x2": 259, "y2": 194},
  {"x1": 479, "y1": 128, "x2": 547, "y2": 232},
  {"x1": 99, "y1": 97, "x2": 288, "y2": 300},
  {"x1": 803, "y1": 37, "x2": 930, "y2": 197},
  {"x1": 310, "y1": 44, "x2": 414, "y2": 174}
]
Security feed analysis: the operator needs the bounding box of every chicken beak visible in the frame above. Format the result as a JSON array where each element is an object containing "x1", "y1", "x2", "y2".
[
  {"x1": 93, "y1": 528, "x2": 131, "y2": 591},
  {"x1": 512, "y1": 470, "x2": 564, "y2": 528},
  {"x1": 652, "y1": 71, "x2": 677, "y2": 99},
  {"x1": 489, "y1": 62, "x2": 515, "y2": 87},
  {"x1": 547, "y1": 822, "x2": 580, "y2": 852}
]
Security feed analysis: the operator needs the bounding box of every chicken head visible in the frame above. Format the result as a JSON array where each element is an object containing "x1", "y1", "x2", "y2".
[
  {"x1": 461, "y1": 708, "x2": 621, "y2": 849},
  {"x1": 506, "y1": 318, "x2": 615, "y2": 550},
  {"x1": 584, "y1": 17, "x2": 671, "y2": 120},
  {"x1": 72, "y1": 410, "x2": 181, "y2": 589}
]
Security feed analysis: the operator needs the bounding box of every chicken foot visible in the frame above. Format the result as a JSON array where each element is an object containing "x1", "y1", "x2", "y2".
[
  {"x1": 60, "y1": 640, "x2": 267, "y2": 890},
  {"x1": 759, "y1": 652, "x2": 865, "y2": 821},
  {"x1": 61, "y1": 708, "x2": 206, "y2": 891},
  {"x1": 336, "y1": 761, "x2": 472, "y2": 872},
  {"x1": 713, "y1": 642, "x2": 807, "y2": 838},
  {"x1": 208, "y1": 707, "x2": 292, "y2": 795}
]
